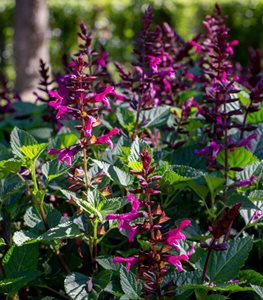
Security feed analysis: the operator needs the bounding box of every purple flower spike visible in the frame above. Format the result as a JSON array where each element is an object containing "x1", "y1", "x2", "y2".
[
  {"x1": 235, "y1": 175, "x2": 256, "y2": 187},
  {"x1": 97, "y1": 128, "x2": 120, "y2": 149},
  {"x1": 112, "y1": 255, "x2": 138, "y2": 272},
  {"x1": 147, "y1": 55, "x2": 161, "y2": 73}
]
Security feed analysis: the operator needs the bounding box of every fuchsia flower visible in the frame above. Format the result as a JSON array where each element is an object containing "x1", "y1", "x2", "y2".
[
  {"x1": 84, "y1": 116, "x2": 96, "y2": 137},
  {"x1": 48, "y1": 90, "x2": 68, "y2": 120},
  {"x1": 94, "y1": 51, "x2": 109, "y2": 68},
  {"x1": 48, "y1": 145, "x2": 80, "y2": 167},
  {"x1": 106, "y1": 194, "x2": 145, "y2": 242},
  {"x1": 195, "y1": 141, "x2": 221, "y2": 160},
  {"x1": 96, "y1": 128, "x2": 120, "y2": 149},
  {"x1": 239, "y1": 133, "x2": 257, "y2": 149},
  {"x1": 164, "y1": 220, "x2": 191, "y2": 252},
  {"x1": 112, "y1": 256, "x2": 138, "y2": 272},
  {"x1": 166, "y1": 254, "x2": 189, "y2": 272},
  {"x1": 251, "y1": 209, "x2": 262, "y2": 222},
  {"x1": 95, "y1": 86, "x2": 124, "y2": 107},
  {"x1": 235, "y1": 175, "x2": 256, "y2": 187},
  {"x1": 191, "y1": 41, "x2": 202, "y2": 53},
  {"x1": 147, "y1": 55, "x2": 161, "y2": 72}
]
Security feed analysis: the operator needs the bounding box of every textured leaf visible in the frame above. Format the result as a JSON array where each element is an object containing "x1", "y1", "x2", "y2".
[
  {"x1": 205, "y1": 295, "x2": 227, "y2": 300},
  {"x1": 88, "y1": 270, "x2": 112, "y2": 300},
  {"x1": 248, "y1": 107, "x2": 263, "y2": 124},
  {"x1": 97, "y1": 256, "x2": 120, "y2": 271},
  {"x1": 120, "y1": 266, "x2": 142, "y2": 299},
  {"x1": 20, "y1": 143, "x2": 47, "y2": 160},
  {"x1": 240, "y1": 269, "x2": 263, "y2": 286},
  {"x1": 0, "y1": 174, "x2": 25, "y2": 202},
  {"x1": 128, "y1": 137, "x2": 150, "y2": 163},
  {"x1": 249, "y1": 190, "x2": 263, "y2": 201},
  {"x1": 180, "y1": 283, "x2": 253, "y2": 292},
  {"x1": 42, "y1": 158, "x2": 72, "y2": 181},
  {"x1": 163, "y1": 165, "x2": 204, "y2": 185},
  {"x1": 0, "y1": 159, "x2": 21, "y2": 179},
  {"x1": 140, "y1": 106, "x2": 171, "y2": 128},
  {"x1": 92, "y1": 159, "x2": 133, "y2": 186},
  {"x1": 13, "y1": 221, "x2": 82, "y2": 246},
  {"x1": 217, "y1": 148, "x2": 258, "y2": 170},
  {"x1": 202, "y1": 237, "x2": 253, "y2": 283},
  {"x1": 10, "y1": 127, "x2": 38, "y2": 158},
  {"x1": 116, "y1": 107, "x2": 135, "y2": 132},
  {"x1": 236, "y1": 161, "x2": 262, "y2": 181},
  {"x1": 251, "y1": 284, "x2": 263, "y2": 298},
  {"x1": 64, "y1": 272, "x2": 90, "y2": 300}
]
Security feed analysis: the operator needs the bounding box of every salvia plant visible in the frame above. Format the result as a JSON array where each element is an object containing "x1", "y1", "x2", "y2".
[{"x1": 0, "y1": 4, "x2": 262, "y2": 300}]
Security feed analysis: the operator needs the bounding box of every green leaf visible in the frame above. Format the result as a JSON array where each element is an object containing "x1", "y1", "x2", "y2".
[
  {"x1": 205, "y1": 173, "x2": 224, "y2": 199},
  {"x1": 240, "y1": 269, "x2": 263, "y2": 286},
  {"x1": 116, "y1": 107, "x2": 135, "y2": 132},
  {"x1": 0, "y1": 159, "x2": 21, "y2": 179},
  {"x1": 201, "y1": 237, "x2": 253, "y2": 283},
  {"x1": 251, "y1": 284, "x2": 263, "y2": 298},
  {"x1": 180, "y1": 283, "x2": 253, "y2": 293},
  {"x1": 0, "y1": 174, "x2": 25, "y2": 202},
  {"x1": 216, "y1": 148, "x2": 258, "y2": 172},
  {"x1": 97, "y1": 256, "x2": 120, "y2": 271},
  {"x1": 128, "y1": 161, "x2": 143, "y2": 171},
  {"x1": 10, "y1": 127, "x2": 37, "y2": 158},
  {"x1": 205, "y1": 295, "x2": 227, "y2": 300},
  {"x1": 20, "y1": 143, "x2": 47, "y2": 160},
  {"x1": 140, "y1": 106, "x2": 171, "y2": 128},
  {"x1": 236, "y1": 83, "x2": 250, "y2": 108},
  {"x1": 163, "y1": 165, "x2": 204, "y2": 185},
  {"x1": 128, "y1": 137, "x2": 150, "y2": 163},
  {"x1": 88, "y1": 270, "x2": 112, "y2": 300},
  {"x1": 64, "y1": 272, "x2": 90, "y2": 300},
  {"x1": 42, "y1": 158, "x2": 72, "y2": 181},
  {"x1": 1, "y1": 244, "x2": 40, "y2": 294},
  {"x1": 120, "y1": 266, "x2": 142, "y2": 299},
  {"x1": 13, "y1": 221, "x2": 82, "y2": 246},
  {"x1": 92, "y1": 159, "x2": 133, "y2": 186},
  {"x1": 248, "y1": 107, "x2": 263, "y2": 124},
  {"x1": 249, "y1": 190, "x2": 263, "y2": 201},
  {"x1": 236, "y1": 161, "x2": 261, "y2": 181},
  {"x1": 227, "y1": 191, "x2": 258, "y2": 209}
]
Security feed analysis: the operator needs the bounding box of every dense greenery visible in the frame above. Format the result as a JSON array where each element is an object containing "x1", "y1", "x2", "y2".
[{"x1": 0, "y1": 3, "x2": 263, "y2": 300}]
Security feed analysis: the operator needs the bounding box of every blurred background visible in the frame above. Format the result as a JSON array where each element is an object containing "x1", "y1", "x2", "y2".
[{"x1": 0, "y1": 0, "x2": 262, "y2": 99}]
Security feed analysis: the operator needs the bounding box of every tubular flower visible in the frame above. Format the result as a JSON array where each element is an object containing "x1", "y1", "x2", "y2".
[
  {"x1": 112, "y1": 256, "x2": 138, "y2": 272},
  {"x1": 166, "y1": 254, "x2": 189, "y2": 272},
  {"x1": 96, "y1": 128, "x2": 120, "y2": 148}
]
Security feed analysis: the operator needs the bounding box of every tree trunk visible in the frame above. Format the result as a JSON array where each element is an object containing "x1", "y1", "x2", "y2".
[{"x1": 14, "y1": 0, "x2": 49, "y2": 101}]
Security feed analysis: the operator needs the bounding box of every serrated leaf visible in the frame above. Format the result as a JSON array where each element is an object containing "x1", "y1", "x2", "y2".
[
  {"x1": 227, "y1": 191, "x2": 258, "y2": 209},
  {"x1": 140, "y1": 106, "x2": 171, "y2": 128},
  {"x1": 20, "y1": 143, "x2": 47, "y2": 160},
  {"x1": 88, "y1": 270, "x2": 112, "y2": 300},
  {"x1": 116, "y1": 107, "x2": 135, "y2": 132},
  {"x1": 205, "y1": 173, "x2": 224, "y2": 199},
  {"x1": 10, "y1": 127, "x2": 38, "y2": 158},
  {"x1": 92, "y1": 159, "x2": 133, "y2": 186},
  {"x1": 201, "y1": 237, "x2": 253, "y2": 283},
  {"x1": 64, "y1": 272, "x2": 90, "y2": 300},
  {"x1": 0, "y1": 159, "x2": 21, "y2": 179},
  {"x1": 0, "y1": 174, "x2": 25, "y2": 202},
  {"x1": 120, "y1": 266, "x2": 142, "y2": 299},
  {"x1": 240, "y1": 269, "x2": 263, "y2": 286},
  {"x1": 128, "y1": 161, "x2": 143, "y2": 171},
  {"x1": 248, "y1": 107, "x2": 263, "y2": 124},
  {"x1": 249, "y1": 190, "x2": 263, "y2": 201},
  {"x1": 97, "y1": 256, "x2": 120, "y2": 271},
  {"x1": 163, "y1": 165, "x2": 204, "y2": 185},
  {"x1": 128, "y1": 137, "x2": 150, "y2": 163},
  {"x1": 13, "y1": 221, "x2": 82, "y2": 246},
  {"x1": 216, "y1": 148, "x2": 259, "y2": 171},
  {"x1": 251, "y1": 284, "x2": 263, "y2": 298},
  {"x1": 42, "y1": 158, "x2": 72, "y2": 181},
  {"x1": 236, "y1": 161, "x2": 261, "y2": 181}
]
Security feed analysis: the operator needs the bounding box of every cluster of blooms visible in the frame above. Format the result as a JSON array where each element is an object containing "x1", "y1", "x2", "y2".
[
  {"x1": 194, "y1": 5, "x2": 258, "y2": 187},
  {"x1": 115, "y1": 6, "x2": 200, "y2": 143},
  {"x1": 107, "y1": 149, "x2": 193, "y2": 298},
  {"x1": 47, "y1": 22, "x2": 121, "y2": 166}
]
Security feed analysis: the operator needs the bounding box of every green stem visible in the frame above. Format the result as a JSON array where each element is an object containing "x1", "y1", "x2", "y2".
[{"x1": 92, "y1": 218, "x2": 99, "y2": 273}]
